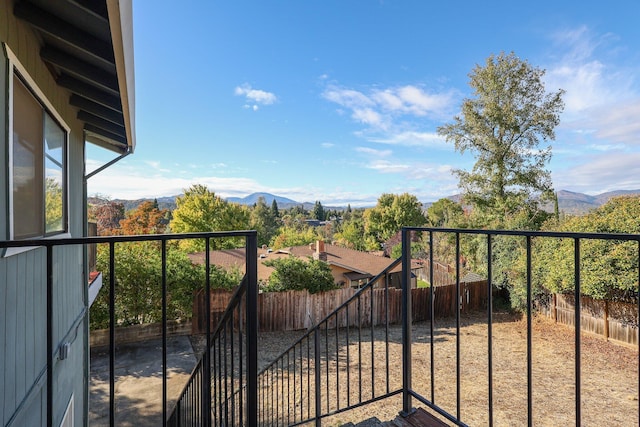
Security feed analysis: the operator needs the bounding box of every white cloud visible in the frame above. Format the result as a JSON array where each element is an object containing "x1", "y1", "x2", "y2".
[
  {"x1": 545, "y1": 26, "x2": 640, "y2": 147},
  {"x1": 369, "y1": 131, "x2": 447, "y2": 147},
  {"x1": 366, "y1": 160, "x2": 410, "y2": 173},
  {"x1": 322, "y1": 82, "x2": 458, "y2": 148},
  {"x1": 553, "y1": 152, "x2": 640, "y2": 193},
  {"x1": 355, "y1": 146, "x2": 392, "y2": 157},
  {"x1": 234, "y1": 83, "x2": 277, "y2": 110}
]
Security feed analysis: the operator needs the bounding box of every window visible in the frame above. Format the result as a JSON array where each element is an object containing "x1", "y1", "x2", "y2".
[{"x1": 11, "y1": 73, "x2": 67, "y2": 239}]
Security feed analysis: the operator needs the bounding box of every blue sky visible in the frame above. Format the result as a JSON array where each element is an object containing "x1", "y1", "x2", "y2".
[{"x1": 86, "y1": 0, "x2": 640, "y2": 206}]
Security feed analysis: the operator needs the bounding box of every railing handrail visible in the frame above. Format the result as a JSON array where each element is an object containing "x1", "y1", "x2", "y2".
[
  {"x1": 0, "y1": 229, "x2": 257, "y2": 248},
  {"x1": 257, "y1": 256, "x2": 402, "y2": 375},
  {"x1": 403, "y1": 226, "x2": 640, "y2": 241}
]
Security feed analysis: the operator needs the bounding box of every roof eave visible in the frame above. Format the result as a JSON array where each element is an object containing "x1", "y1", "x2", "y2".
[{"x1": 106, "y1": 0, "x2": 135, "y2": 153}]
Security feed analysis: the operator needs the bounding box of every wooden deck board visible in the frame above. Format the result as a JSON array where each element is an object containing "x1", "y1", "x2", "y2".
[{"x1": 392, "y1": 407, "x2": 450, "y2": 427}]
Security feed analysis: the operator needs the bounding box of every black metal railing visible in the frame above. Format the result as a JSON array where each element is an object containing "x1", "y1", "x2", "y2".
[
  {"x1": 0, "y1": 230, "x2": 258, "y2": 427},
  {"x1": 256, "y1": 258, "x2": 403, "y2": 426},
  {"x1": 248, "y1": 227, "x2": 639, "y2": 426},
  {"x1": 4, "y1": 226, "x2": 639, "y2": 426},
  {"x1": 400, "y1": 227, "x2": 640, "y2": 427}
]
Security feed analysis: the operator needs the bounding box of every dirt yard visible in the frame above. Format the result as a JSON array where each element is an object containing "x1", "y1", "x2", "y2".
[{"x1": 256, "y1": 313, "x2": 639, "y2": 426}]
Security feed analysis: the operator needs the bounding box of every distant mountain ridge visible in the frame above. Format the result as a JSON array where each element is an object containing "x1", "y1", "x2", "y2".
[
  {"x1": 226, "y1": 192, "x2": 297, "y2": 206},
  {"x1": 90, "y1": 189, "x2": 640, "y2": 215}
]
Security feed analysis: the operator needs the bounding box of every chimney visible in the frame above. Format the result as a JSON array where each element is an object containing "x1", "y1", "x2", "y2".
[{"x1": 313, "y1": 240, "x2": 327, "y2": 262}]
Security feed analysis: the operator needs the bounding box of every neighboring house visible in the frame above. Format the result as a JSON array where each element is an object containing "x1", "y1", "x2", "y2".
[
  {"x1": 189, "y1": 240, "x2": 420, "y2": 289},
  {"x1": 1, "y1": 1, "x2": 134, "y2": 426}
]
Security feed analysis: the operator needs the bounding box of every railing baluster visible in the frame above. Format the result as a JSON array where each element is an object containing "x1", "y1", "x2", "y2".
[
  {"x1": 204, "y1": 238, "x2": 211, "y2": 427},
  {"x1": 370, "y1": 284, "x2": 375, "y2": 399},
  {"x1": 109, "y1": 241, "x2": 116, "y2": 427},
  {"x1": 161, "y1": 239, "x2": 168, "y2": 426},
  {"x1": 402, "y1": 227, "x2": 413, "y2": 414},
  {"x1": 574, "y1": 238, "x2": 581, "y2": 427},
  {"x1": 527, "y1": 236, "x2": 533, "y2": 427},
  {"x1": 456, "y1": 232, "x2": 461, "y2": 420},
  {"x1": 429, "y1": 231, "x2": 435, "y2": 404},
  {"x1": 314, "y1": 327, "x2": 322, "y2": 427},
  {"x1": 487, "y1": 234, "x2": 493, "y2": 427}
]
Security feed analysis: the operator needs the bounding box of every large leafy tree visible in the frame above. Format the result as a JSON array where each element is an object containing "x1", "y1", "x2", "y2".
[
  {"x1": 438, "y1": 52, "x2": 564, "y2": 226},
  {"x1": 364, "y1": 193, "x2": 426, "y2": 245},
  {"x1": 169, "y1": 184, "x2": 250, "y2": 252}
]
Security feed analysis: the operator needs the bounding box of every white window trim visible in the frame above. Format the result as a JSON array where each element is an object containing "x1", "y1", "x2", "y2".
[{"x1": 4, "y1": 44, "x2": 71, "y2": 256}]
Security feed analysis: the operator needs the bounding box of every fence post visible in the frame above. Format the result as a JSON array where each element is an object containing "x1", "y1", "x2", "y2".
[
  {"x1": 401, "y1": 228, "x2": 413, "y2": 415},
  {"x1": 246, "y1": 232, "x2": 258, "y2": 426}
]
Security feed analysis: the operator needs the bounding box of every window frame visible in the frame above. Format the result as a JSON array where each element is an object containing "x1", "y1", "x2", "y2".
[{"x1": 5, "y1": 46, "x2": 71, "y2": 253}]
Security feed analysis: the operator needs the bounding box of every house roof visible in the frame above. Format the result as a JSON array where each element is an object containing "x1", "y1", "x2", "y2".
[
  {"x1": 188, "y1": 242, "x2": 413, "y2": 283},
  {"x1": 14, "y1": 0, "x2": 135, "y2": 154}
]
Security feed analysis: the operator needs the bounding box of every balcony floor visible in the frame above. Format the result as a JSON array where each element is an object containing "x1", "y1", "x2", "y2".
[{"x1": 89, "y1": 335, "x2": 197, "y2": 427}]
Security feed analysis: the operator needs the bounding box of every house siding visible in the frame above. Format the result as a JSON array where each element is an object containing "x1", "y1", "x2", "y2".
[{"x1": 1, "y1": 3, "x2": 88, "y2": 426}]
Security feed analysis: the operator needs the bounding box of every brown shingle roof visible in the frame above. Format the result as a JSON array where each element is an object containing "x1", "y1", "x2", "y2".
[{"x1": 187, "y1": 242, "x2": 401, "y2": 283}]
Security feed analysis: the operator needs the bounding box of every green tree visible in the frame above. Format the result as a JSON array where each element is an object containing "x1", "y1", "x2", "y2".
[
  {"x1": 312, "y1": 200, "x2": 326, "y2": 221},
  {"x1": 537, "y1": 196, "x2": 640, "y2": 300},
  {"x1": 271, "y1": 199, "x2": 280, "y2": 218},
  {"x1": 364, "y1": 193, "x2": 426, "y2": 244},
  {"x1": 90, "y1": 242, "x2": 241, "y2": 329},
  {"x1": 270, "y1": 225, "x2": 323, "y2": 250},
  {"x1": 250, "y1": 196, "x2": 279, "y2": 246},
  {"x1": 45, "y1": 177, "x2": 63, "y2": 233},
  {"x1": 426, "y1": 198, "x2": 464, "y2": 227},
  {"x1": 169, "y1": 184, "x2": 250, "y2": 252},
  {"x1": 438, "y1": 52, "x2": 564, "y2": 226},
  {"x1": 263, "y1": 256, "x2": 338, "y2": 294}
]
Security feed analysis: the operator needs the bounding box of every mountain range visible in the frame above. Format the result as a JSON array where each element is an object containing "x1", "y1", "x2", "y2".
[{"x1": 91, "y1": 189, "x2": 640, "y2": 215}]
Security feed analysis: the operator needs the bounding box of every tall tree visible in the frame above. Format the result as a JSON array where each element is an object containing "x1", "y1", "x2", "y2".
[
  {"x1": 312, "y1": 200, "x2": 325, "y2": 221},
  {"x1": 271, "y1": 199, "x2": 280, "y2": 218},
  {"x1": 364, "y1": 193, "x2": 426, "y2": 244},
  {"x1": 250, "y1": 196, "x2": 279, "y2": 246},
  {"x1": 169, "y1": 184, "x2": 250, "y2": 252},
  {"x1": 438, "y1": 52, "x2": 564, "y2": 226}
]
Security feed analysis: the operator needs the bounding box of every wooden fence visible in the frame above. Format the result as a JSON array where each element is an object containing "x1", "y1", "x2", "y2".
[
  {"x1": 539, "y1": 293, "x2": 638, "y2": 346},
  {"x1": 192, "y1": 280, "x2": 488, "y2": 334}
]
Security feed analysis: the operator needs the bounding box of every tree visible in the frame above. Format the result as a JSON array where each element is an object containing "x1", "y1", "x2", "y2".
[
  {"x1": 169, "y1": 184, "x2": 250, "y2": 252},
  {"x1": 90, "y1": 200, "x2": 125, "y2": 235},
  {"x1": 312, "y1": 201, "x2": 325, "y2": 221},
  {"x1": 250, "y1": 196, "x2": 279, "y2": 246},
  {"x1": 364, "y1": 193, "x2": 426, "y2": 244},
  {"x1": 90, "y1": 242, "x2": 241, "y2": 329},
  {"x1": 119, "y1": 200, "x2": 169, "y2": 235},
  {"x1": 263, "y1": 256, "x2": 338, "y2": 294},
  {"x1": 426, "y1": 198, "x2": 464, "y2": 227},
  {"x1": 438, "y1": 52, "x2": 564, "y2": 226},
  {"x1": 271, "y1": 199, "x2": 280, "y2": 218},
  {"x1": 270, "y1": 225, "x2": 323, "y2": 250}
]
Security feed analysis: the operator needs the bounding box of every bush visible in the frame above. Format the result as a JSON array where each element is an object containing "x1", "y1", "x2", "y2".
[{"x1": 262, "y1": 256, "x2": 339, "y2": 294}]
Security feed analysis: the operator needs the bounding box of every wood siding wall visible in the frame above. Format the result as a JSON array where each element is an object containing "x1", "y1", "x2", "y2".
[
  {"x1": 1, "y1": 2, "x2": 88, "y2": 425},
  {"x1": 192, "y1": 280, "x2": 488, "y2": 334}
]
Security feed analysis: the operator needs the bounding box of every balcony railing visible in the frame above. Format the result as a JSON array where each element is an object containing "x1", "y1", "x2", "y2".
[
  {"x1": 2, "y1": 227, "x2": 639, "y2": 426},
  {"x1": 0, "y1": 230, "x2": 258, "y2": 427}
]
